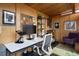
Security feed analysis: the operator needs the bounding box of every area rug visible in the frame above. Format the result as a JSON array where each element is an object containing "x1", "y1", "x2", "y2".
[{"x1": 51, "y1": 44, "x2": 79, "y2": 56}]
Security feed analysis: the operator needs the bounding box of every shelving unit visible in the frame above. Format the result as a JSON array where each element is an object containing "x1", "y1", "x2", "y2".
[{"x1": 37, "y1": 16, "x2": 47, "y2": 37}]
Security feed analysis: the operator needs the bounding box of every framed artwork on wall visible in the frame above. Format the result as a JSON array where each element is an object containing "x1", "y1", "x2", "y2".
[
  {"x1": 64, "y1": 21, "x2": 76, "y2": 31},
  {"x1": 21, "y1": 14, "x2": 34, "y2": 25},
  {"x1": 54, "y1": 22, "x2": 59, "y2": 29},
  {"x1": 3, "y1": 10, "x2": 16, "y2": 25}
]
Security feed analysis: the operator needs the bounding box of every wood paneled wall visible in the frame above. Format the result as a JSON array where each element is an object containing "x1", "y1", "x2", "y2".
[
  {"x1": 0, "y1": 4, "x2": 16, "y2": 44},
  {"x1": 52, "y1": 12, "x2": 79, "y2": 42},
  {"x1": 0, "y1": 4, "x2": 48, "y2": 44},
  {"x1": 15, "y1": 4, "x2": 37, "y2": 30},
  {"x1": 52, "y1": 4, "x2": 79, "y2": 42}
]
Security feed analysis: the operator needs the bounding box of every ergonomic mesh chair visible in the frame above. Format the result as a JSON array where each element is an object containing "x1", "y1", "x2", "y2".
[{"x1": 33, "y1": 34, "x2": 53, "y2": 56}]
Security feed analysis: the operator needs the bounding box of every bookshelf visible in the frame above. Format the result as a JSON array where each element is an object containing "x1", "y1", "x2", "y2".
[{"x1": 37, "y1": 16, "x2": 47, "y2": 37}]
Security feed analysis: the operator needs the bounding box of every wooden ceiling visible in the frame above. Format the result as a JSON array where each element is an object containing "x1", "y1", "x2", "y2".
[{"x1": 26, "y1": 3, "x2": 75, "y2": 16}]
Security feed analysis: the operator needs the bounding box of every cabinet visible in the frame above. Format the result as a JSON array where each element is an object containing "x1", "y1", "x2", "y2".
[{"x1": 37, "y1": 16, "x2": 47, "y2": 37}]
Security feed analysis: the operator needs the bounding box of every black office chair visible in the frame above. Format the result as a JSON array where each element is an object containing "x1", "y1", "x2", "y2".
[{"x1": 15, "y1": 30, "x2": 26, "y2": 43}]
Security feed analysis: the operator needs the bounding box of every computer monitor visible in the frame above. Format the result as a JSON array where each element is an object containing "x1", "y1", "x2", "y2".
[{"x1": 23, "y1": 24, "x2": 36, "y2": 40}]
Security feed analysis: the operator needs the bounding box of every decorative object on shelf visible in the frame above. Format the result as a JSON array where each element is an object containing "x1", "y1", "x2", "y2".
[
  {"x1": 64, "y1": 21, "x2": 76, "y2": 31},
  {"x1": 33, "y1": 17, "x2": 36, "y2": 25},
  {"x1": 3, "y1": 10, "x2": 15, "y2": 25}
]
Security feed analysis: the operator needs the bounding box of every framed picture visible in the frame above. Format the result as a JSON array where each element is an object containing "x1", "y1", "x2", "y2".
[
  {"x1": 65, "y1": 21, "x2": 76, "y2": 31},
  {"x1": 21, "y1": 14, "x2": 33, "y2": 25},
  {"x1": 54, "y1": 22, "x2": 59, "y2": 29},
  {"x1": 3, "y1": 10, "x2": 16, "y2": 25}
]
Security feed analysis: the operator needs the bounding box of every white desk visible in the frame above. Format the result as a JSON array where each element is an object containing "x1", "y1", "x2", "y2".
[{"x1": 4, "y1": 37, "x2": 43, "y2": 54}]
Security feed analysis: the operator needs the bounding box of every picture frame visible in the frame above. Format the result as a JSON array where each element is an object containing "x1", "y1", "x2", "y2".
[
  {"x1": 3, "y1": 10, "x2": 16, "y2": 25},
  {"x1": 54, "y1": 22, "x2": 59, "y2": 29},
  {"x1": 21, "y1": 14, "x2": 33, "y2": 25},
  {"x1": 64, "y1": 21, "x2": 76, "y2": 31}
]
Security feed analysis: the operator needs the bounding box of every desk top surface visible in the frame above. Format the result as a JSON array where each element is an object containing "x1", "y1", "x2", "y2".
[{"x1": 4, "y1": 37, "x2": 43, "y2": 52}]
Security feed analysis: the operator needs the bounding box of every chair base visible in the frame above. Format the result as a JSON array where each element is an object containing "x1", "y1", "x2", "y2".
[{"x1": 22, "y1": 51, "x2": 39, "y2": 56}]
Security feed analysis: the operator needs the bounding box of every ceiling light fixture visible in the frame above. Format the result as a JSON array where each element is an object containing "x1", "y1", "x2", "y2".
[
  {"x1": 61, "y1": 11, "x2": 72, "y2": 16},
  {"x1": 60, "y1": 10, "x2": 72, "y2": 16}
]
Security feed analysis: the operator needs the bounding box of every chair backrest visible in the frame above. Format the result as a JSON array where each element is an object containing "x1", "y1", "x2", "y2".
[
  {"x1": 42, "y1": 34, "x2": 52, "y2": 52},
  {"x1": 68, "y1": 32, "x2": 79, "y2": 38}
]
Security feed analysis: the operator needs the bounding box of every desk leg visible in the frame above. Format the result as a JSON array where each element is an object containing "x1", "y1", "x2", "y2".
[
  {"x1": 6, "y1": 49, "x2": 10, "y2": 56},
  {"x1": 6, "y1": 49, "x2": 16, "y2": 56}
]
